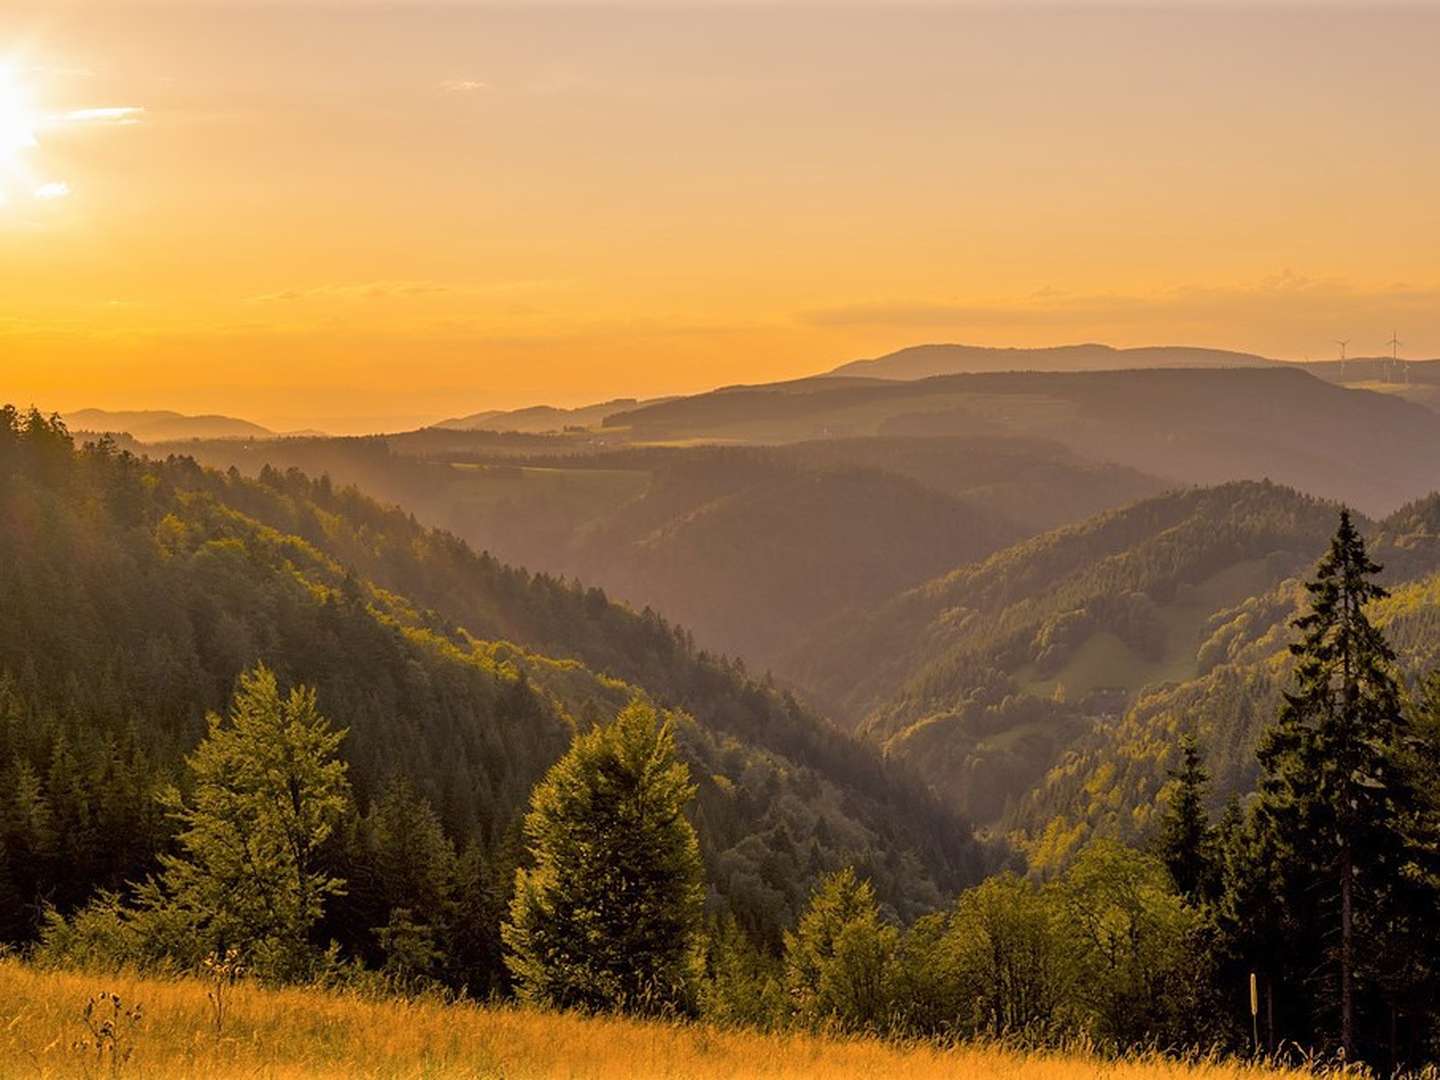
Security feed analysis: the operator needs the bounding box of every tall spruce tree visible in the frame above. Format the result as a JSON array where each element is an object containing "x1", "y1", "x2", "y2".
[
  {"x1": 1253, "y1": 510, "x2": 1433, "y2": 1060},
  {"x1": 1157, "y1": 733, "x2": 1215, "y2": 903},
  {"x1": 502, "y1": 699, "x2": 705, "y2": 1015}
]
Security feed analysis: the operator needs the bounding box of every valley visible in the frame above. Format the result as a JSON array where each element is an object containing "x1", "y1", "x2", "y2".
[{"x1": 84, "y1": 356, "x2": 1440, "y2": 851}]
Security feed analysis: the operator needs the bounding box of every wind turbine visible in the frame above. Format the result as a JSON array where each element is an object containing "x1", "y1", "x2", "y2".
[
  {"x1": 1335, "y1": 338, "x2": 1349, "y2": 380},
  {"x1": 1388, "y1": 331, "x2": 1404, "y2": 386}
]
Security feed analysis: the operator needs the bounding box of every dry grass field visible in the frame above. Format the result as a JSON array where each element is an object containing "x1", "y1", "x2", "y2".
[{"x1": 0, "y1": 961, "x2": 1351, "y2": 1080}]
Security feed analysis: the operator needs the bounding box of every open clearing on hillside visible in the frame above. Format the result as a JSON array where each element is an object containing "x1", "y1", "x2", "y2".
[
  {"x1": 1018, "y1": 556, "x2": 1288, "y2": 701},
  {"x1": 0, "y1": 962, "x2": 1339, "y2": 1080}
]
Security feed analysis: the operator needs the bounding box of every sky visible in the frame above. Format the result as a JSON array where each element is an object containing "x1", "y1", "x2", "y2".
[{"x1": 2, "y1": 2, "x2": 1438, "y2": 432}]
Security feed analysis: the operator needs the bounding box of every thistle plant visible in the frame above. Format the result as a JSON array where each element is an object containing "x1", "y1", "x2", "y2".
[
  {"x1": 73, "y1": 990, "x2": 143, "y2": 1079},
  {"x1": 202, "y1": 947, "x2": 246, "y2": 1036}
]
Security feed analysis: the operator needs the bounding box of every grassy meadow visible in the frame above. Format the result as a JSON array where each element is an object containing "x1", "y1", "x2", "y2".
[{"x1": 0, "y1": 961, "x2": 1343, "y2": 1080}]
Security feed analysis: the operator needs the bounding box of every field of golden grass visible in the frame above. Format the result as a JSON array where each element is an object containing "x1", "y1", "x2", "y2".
[{"x1": 0, "y1": 960, "x2": 1338, "y2": 1080}]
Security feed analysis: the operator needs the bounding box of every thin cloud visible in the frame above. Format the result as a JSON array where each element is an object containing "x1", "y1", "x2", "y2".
[
  {"x1": 64, "y1": 106, "x2": 144, "y2": 125},
  {"x1": 33, "y1": 181, "x2": 70, "y2": 200},
  {"x1": 440, "y1": 79, "x2": 488, "y2": 93}
]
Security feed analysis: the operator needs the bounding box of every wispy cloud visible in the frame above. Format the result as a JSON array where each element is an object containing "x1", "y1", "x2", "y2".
[
  {"x1": 64, "y1": 106, "x2": 144, "y2": 125},
  {"x1": 33, "y1": 181, "x2": 70, "y2": 200},
  {"x1": 440, "y1": 79, "x2": 487, "y2": 93}
]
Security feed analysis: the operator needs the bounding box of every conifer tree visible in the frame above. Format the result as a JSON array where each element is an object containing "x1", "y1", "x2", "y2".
[
  {"x1": 1253, "y1": 510, "x2": 1435, "y2": 1059},
  {"x1": 1157, "y1": 733, "x2": 1216, "y2": 903},
  {"x1": 503, "y1": 699, "x2": 705, "y2": 1015}
]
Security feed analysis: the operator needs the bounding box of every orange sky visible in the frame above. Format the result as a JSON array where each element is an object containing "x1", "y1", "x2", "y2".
[{"x1": 2, "y1": 3, "x2": 1438, "y2": 433}]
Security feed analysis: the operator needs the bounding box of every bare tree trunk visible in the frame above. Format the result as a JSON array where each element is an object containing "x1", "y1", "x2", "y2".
[
  {"x1": 1341, "y1": 841, "x2": 1355, "y2": 1060},
  {"x1": 1390, "y1": 1002, "x2": 1398, "y2": 1074},
  {"x1": 1266, "y1": 975, "x2": 1275, "y2": 1054}
]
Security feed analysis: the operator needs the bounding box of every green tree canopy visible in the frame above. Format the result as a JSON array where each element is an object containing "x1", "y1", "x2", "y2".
[
  {"x1": 783, "y1": 867, "x2": 897, "y2": 1032},
  {"x1": 146, "y1": 665, "x2": 351, "y2": 981},
  {"x1": 502, "y1": 698, "x2": 705, "y2": 1015},
  {"x1": 942, "y1": 871, "x2": 1072, "y2": 1039},
  {"x1": 1060, "y1": 839, "x2": 1203, "y2": 1046}
]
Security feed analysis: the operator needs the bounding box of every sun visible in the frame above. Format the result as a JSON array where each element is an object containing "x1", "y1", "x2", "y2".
[
  {"x1": 0, "y1": 59, "x2": 140, "y2": 206},
  {"x1": 0, "y1": 63, "x2": 39, "y2": 175}
]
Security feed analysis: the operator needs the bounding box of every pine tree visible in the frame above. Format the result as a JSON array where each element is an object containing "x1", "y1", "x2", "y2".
[
  {"x1": 1157, "y1": 733, "x2": 1215, "y2": 902},
  {"x1": 502, "y1": 698, "x2": 705, "y2": 1015},
  {"x1": 1253, "y1": 510, "x2": 1436, "y2": 1059},
  {"x1": 0, "y1": 758, "x2": 54, "y2": 938}
]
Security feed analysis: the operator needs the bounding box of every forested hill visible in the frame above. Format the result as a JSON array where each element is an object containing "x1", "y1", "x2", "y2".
[
  {"x1": 136, "y1": 434, "x2": 1161, "y2": 681},
  {"x1": 782, "y1": 477, "x2": 1440, "y2": 863},
  {"x1": 1014, "y1": 491, "x2": 1440, "y2": 869},
  {"x1": 602, "y1": 367, "x2": 1440, "y2": 516},
  {"x1": 0, "y1": 408, "x2": 983, "y2": 964},
  {"x1": 787, "y1": 482, "x2": 1352, "y2": 824},
  {"x1": 795, "y1": 482, "x2": 1345, "y2": 724}
]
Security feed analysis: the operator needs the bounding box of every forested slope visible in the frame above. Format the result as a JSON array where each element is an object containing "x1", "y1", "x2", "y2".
[
  {"x1": 788, "y1": 483, "x2": 1350, "y2": 823},
  {"x1": 1015, "y1": 492, "x2": 1440, "y2": 868},
  {"x1": 141, "y1": 435, "x2": 1158, "y2": 677},
  {"x1": 780, "y1": 478, "x2": 1440, "y2": 861},
  {"x1": 0, "y1": 409, "x2": 983, "y2": 969}
]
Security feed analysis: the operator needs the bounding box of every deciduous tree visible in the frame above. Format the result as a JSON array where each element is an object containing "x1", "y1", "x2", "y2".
[
  {"x1": 149, "y1": 666, "x2": 351, "y2": 981},
  {"x1": 503, "y1": 699, "x2": 705, "y2": 1015}
]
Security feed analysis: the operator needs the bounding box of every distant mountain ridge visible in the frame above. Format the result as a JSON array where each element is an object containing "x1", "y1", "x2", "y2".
[
  {"x1": 602, "y1": 367, "x2": 1440, "y2": 517},
  {"x1": 436, "y1": 397, "x2": 675, "y2": 433},
  {"x1": 830, "y1": 343, "x2": 1278, "y2": 380},
  {"x1": 63, "y1": 408, "x2": 280, "y2": 442}
]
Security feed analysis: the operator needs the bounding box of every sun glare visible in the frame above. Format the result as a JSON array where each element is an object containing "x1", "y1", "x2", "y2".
[
  {"x1": 0, "y1": 57, "x2": 142, "y2": 209},
  {"x1": 0, "y1": 63, "x2": 39, "y2": 173}
]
